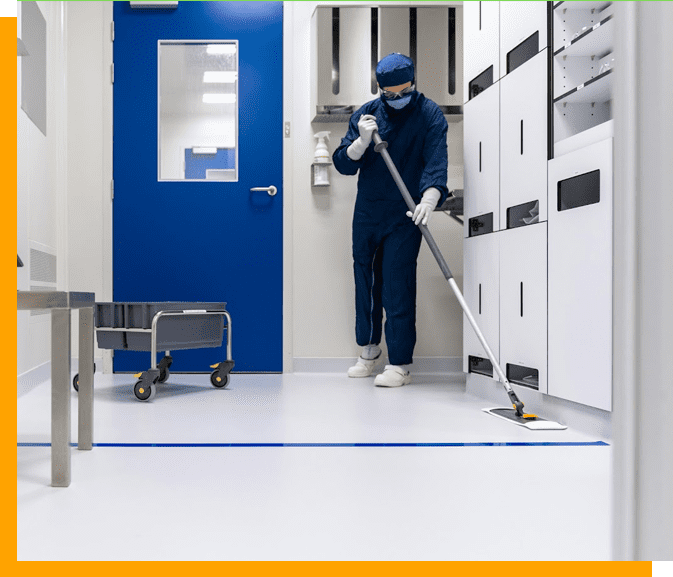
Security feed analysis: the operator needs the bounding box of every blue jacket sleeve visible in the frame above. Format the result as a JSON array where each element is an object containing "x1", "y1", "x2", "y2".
[
  {"x1": 332, "y1": 110, "x2": 367, "y2": 176},
  {"x1": 419, "y1": 106, "x2": 449, "y2": 205}
]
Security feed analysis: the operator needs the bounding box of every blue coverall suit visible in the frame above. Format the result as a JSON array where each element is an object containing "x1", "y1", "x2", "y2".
[{"x1": 332, "y1": 91, "x2": 449, "y2": 366}]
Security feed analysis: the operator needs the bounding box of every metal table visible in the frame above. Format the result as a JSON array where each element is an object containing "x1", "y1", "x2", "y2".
[{"x1": 17, "y1": 291, "x2": 95, "y2": 487}]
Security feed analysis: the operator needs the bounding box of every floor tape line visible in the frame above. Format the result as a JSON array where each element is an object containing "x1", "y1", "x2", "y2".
[{"x1": 17, "y1": 441, "x2": 609, "y2": 448}]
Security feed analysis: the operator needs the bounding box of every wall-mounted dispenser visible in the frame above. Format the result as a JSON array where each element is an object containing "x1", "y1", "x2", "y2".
[
  {"x1": 312, "y1": 131, "x2": 332, "y2": 187},
  {"x1": 311, "y1": 4, "x2": 463, "y2": 123}
]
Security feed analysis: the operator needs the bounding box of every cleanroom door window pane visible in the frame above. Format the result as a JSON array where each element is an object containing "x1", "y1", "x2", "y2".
[{"x1": 158, "y1": 41, "x2": 238, "y2": 181}]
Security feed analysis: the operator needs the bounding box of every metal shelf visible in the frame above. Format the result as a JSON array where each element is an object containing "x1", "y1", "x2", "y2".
[
  {"x1": 554, "y1": 69, "x2": 613, "y2": 105},
  {"x1": 554, "y1": 15, "x2": 613, "y2": 58}
]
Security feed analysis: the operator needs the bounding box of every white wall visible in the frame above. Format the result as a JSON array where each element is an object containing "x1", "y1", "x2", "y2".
[
  {"x1": 286, "y1": 1, "x2": 465, "y2": 365},
  {"x1": 17, "y1": 1, "x2": 69, "y2": 377},
  {"x1": 17, "y1": 1, "x2": 113, "y2": 379},
  {"x1": 65, "y1": 1, "x2": 113, "y2": 366}
]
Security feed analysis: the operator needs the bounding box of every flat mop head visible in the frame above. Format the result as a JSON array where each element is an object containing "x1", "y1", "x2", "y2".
[{"x1": 483, "y1": 408, "x2": 567, "y2": 430}]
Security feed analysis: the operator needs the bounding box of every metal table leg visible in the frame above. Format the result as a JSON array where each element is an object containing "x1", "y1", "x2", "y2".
[
  {"x1": 78, "y1": 307, "x2": 94, "y2": 450},
  {"x1": 51, "y1": 308, "x2": 71, "y2": 487}
]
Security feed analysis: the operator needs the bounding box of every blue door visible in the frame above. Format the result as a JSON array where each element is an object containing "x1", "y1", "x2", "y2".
[{"x1": 113, "y1": 2, "x2": 283, "y2": 373}]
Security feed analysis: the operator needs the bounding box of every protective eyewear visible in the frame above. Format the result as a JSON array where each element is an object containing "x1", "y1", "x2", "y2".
[{"x1": 380, "y1": 84, "x2": 415, "y2": 100}]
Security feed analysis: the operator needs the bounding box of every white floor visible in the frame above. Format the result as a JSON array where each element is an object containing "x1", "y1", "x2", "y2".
[{"x1": 17, "y1": 371, "x2": 611, "y2": 560}]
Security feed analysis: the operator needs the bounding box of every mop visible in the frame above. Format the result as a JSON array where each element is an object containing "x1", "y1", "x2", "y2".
[{"x1": 372, "y1": 131, "x2": 566, "y2": 430}]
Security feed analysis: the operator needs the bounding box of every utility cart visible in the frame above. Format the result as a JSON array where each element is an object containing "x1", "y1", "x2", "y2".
[{"x1": 73, "y1": 302, "x2": 234, "y2": 401}]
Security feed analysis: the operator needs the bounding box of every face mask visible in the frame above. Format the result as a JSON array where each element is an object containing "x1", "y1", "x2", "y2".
[{"x1": 386, "y1": 93, "x2": 413, "y2": 109}]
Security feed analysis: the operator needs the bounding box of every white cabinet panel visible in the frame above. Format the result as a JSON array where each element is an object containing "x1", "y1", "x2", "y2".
[
  {"x1": 500, "y1": 1, "x2": 548, "y2": 76},
  {"x1": 464, "y1": 0, "x2": 499, "y2": 103},
  {"x1": 500, "y1": 50, "x2": 549, "y2": 230},
  {"x1": 463, "y1": 85, "x2": 500, "y2": 238},
  {"x1": 314, "y1": 7, "x2": 376, "y2": 108},
  {"x1": 463, "y1": 233, "x2": 499, "y2": 379},
  {"x1": 499, "y1": 223, "x2": 548, "y2": 394},
  {"x1": 416, "y1": 6, "x2": 463, "y2": 110},
  {"x1": 548, "y1": 138, "x2": 613, "y2": 411}
]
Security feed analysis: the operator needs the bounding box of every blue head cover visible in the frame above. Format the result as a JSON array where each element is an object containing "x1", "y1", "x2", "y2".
[{"x1": 376, "y1": 53, "x2": 415, "y2": 88}]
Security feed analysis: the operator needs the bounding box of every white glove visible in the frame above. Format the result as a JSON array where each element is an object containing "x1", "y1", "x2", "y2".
[
  {"x1": 347, "y1": 114, "x2": 378, "y2": 161},
  {"x1": 407, "y1": 187, "x2": 442, "y2": 226}
]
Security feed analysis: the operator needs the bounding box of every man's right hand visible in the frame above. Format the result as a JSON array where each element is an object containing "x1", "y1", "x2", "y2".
[{"x1": 357, "y1": 114, "x2": 379, "y2": 146}]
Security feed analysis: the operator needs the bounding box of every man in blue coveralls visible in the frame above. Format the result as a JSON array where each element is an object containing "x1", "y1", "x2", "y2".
[{"x1": 333, "y1": 53, "x2": 449, "y2": 387}]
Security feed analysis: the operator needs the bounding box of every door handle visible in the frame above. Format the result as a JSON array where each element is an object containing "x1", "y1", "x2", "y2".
[{"x1": 250, "y1": 185, "x2": 277, "y2": 197}]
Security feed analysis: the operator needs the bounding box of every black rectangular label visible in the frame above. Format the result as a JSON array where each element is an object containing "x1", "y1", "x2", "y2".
[
  {"x1": 469, "y1": 356, "x2": 493, "y2": 378},
  {"x1": 507, "y1": 200, "x2": 539, "y2": 229},
  {"x1": 507, "y1": 31, "x2": 540, "y2": 74},
  {"x1": 558, "y1": 170, "x2": 600, "y2": 211},
  {"x1": 468, "y1": 213, "x2": 493, "y2": 237},
  {"x1": 469, "y1": 66, "x2": 493, "y2": 100},
  {"x1": 506, "y1": 364, "x2": 539, "y2": 390}
]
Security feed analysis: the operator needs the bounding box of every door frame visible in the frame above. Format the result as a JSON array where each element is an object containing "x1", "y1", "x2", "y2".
[{"x1": 101, "y1": 1, "x2": 294, "y2": 374}]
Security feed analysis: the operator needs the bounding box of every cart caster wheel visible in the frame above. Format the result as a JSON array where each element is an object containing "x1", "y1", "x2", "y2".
[
  {"x1": 210, "y1": 371, "x2": 229, "y2": 388},
  {"x1": 158, "y1": 368, "x2": 170, "y2": 383},
  {"x1": 73, "y1": 363, "x2": 96, "y2": 392},
  {"x1": 134, "y1": 381, "x2": 156, "y2": 401}
]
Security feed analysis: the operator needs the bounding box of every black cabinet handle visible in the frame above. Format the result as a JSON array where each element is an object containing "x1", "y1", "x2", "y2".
[
  {"x1": 448, "y1": 7, "x2": 456, "y2": 95},
  {"x1": 332, "y1": 8, "x2": 340, "y2": 95},
  {"x1": 479, "y1": 142, "x2": 482, "y2": 172},
  {"x1": 520, "y1": 282, "x2": 524, "y2": 317},
  {"x1": 520, "y1": 120, "x2": 524, "y2": 155},
  {"x1": 479, "y1": 283, "x2": 482, "y2": 315}
]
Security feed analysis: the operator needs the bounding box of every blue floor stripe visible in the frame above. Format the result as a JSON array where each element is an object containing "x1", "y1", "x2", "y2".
[{"x1": 17, "y1": 441, "x2": 609, "y2": 448}]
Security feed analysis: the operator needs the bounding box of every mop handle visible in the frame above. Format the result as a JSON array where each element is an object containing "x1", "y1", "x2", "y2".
[
  {"x1": 371, "y1": 132, "x2": 453, "y2": 281},
  {"x1": 371, "y1": 131, "x2": 518, "y2": 403}
]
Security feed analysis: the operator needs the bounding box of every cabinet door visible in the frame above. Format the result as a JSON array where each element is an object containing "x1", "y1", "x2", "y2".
[
  {"x1": 548, "y1": 138, "x2": 613, "y2": 411},
  {"x1": 464, "y1": 85, "x2": 499, "y2": 238},
  {"x1": 500, "y1": 1, "x2": 548, "y2": 76},
  {"x1": 463, "y1": 0, "x2": 499, "y2": 103},
  {"x1": 463, "y1": 233, "x2": 499, "y2": 379},
  {"x1": 500, "y1": 49, "x2": 549, "y2": 231},
  {"x1": 499, "y1": 223, "x2": 548, "y2": 394}
]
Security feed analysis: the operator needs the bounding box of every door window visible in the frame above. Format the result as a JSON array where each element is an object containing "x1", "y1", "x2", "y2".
[{"x1": 158, "y1": 41, "x2": 238, "y2": 181}]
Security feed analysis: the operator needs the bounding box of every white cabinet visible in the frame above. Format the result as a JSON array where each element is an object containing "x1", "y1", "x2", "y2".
[
  {"x1": 415, "y1": 6, "x2": 463, "y2": 111},
  {"x1": 311, "y1": 6, "x2": 464, "y2": 120},
  {"x1": 548, "y1": 138, "x2": 613, "y2": 410},
  {"x1": 499, "y1": 223, "x2": 548, "y2": 394},
  {"x1": 380, "y1": 6, "x2": 464, "y2": 111},
  {"x1": 500, "y1": 50, "x2": 549, "y2": 230},
  {"x1": 463, "y1": 233, "x2": 500, "y2": 379},
  {"x1": 463, "y1": 0, "x2": 499, "y2": 103},
  {"x1": 500, "y1": 1, "x2": 549, "y2": 76},
  {"x1": 463, "y1": 84, "x2": 500, "y2": 238}
]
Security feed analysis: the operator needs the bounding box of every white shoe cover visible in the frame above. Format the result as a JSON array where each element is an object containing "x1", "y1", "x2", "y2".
[
  {"x1": 347, "y1": 355, "x2": 381, "y2": 378},
  {"x1": 374, "y1": 365, "x2": 411, "y2": 387}
]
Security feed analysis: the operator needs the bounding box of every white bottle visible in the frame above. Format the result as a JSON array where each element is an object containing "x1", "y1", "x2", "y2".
[{"x1": 312, "y1": 131, "x2": 332, "y2": 187}]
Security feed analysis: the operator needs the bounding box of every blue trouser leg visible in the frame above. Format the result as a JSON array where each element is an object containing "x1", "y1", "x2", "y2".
[
  {"x1": 380, "y1": 221, "x2": 423, "y2": 366},
  {"x1": 353, "y1": 245, "x2": 384, "y2": 348}
]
